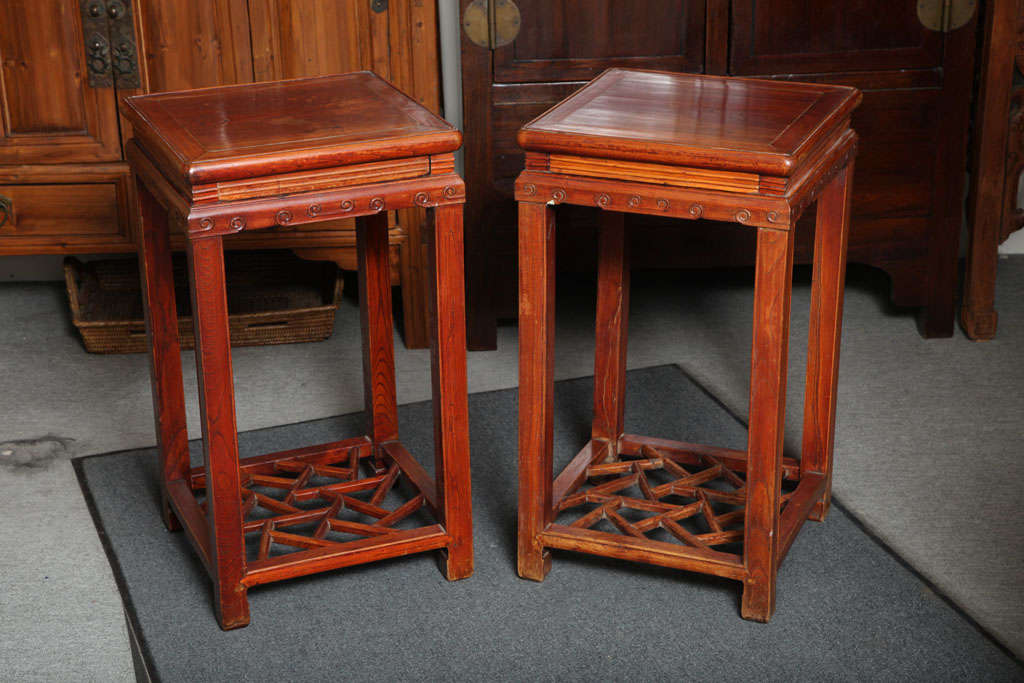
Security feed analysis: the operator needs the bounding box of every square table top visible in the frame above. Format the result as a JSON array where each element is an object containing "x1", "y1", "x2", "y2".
[
  {"x1": 123, "y1": 71, "x2": 461, "y2": 187},
  {"x1": 518, "y1": 69, "x2": 860, "y2": 177}
]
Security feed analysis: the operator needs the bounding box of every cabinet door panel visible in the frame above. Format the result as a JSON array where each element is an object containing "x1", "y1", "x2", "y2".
[
  {"x1": 0, "y1": 1, "x2": 121, "y2": 163},
  {"x1": 494, "y1": 0, "x2": 704, "y2": 82},
  {"x1": 730, "y1": 0, "x2": 944, "y2": 74},
  {"x1": 247, "y1": 0, "x2": 375, "y2": 81},
  {"x1": 134, "y1": 0, "x2": 254, "y2": 91}
]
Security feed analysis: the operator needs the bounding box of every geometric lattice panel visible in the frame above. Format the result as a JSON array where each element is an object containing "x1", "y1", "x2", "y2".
[
  {"x1": 195, "y1": 446, "x2": 435, "y2": 563},
  {"x1": 555, "y1": 445, "x2": 794, "y2": 555}
]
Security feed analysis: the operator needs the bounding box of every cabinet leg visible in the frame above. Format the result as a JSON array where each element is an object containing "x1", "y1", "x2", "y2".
[
  {"x1": 187, "y1": 237, "x2": 250, "y2": 630},
  {"x1": 428, "y1": 205, "x2": 474, "y2": 580},
  {"x1": 592, "y1": 211, "x2": 630, "y2": 463},
  {"x1": 517, "y1": 202, "x2": 556, "y2": 582},
  {"x1": 357, "y1": 212, "x2": 399, "y2": 471},
  {"x1": 802, "y1": 164, "x2": 854, "y2": 522},
  {"x1": 135, "y1": 179, "x2": 188, "y2": 533},
  {"x1": 741, "y1": 227, "x2": 794, "y2": 623}
]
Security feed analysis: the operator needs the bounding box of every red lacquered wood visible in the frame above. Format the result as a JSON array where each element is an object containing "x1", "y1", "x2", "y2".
[
  {"x1": 551, "y1": 442, "x2": 601, "y2": 506},
  {"x1": 130, "y1": 72, "x2": 472, "y2": 628},
  {"x1": 776, "y1": 473, "x2": 827, "y2": 567},
  {"x1": 518, "y1": 69, "x2": 859, "y2": 177},
  {"x1": 427, "y1": 203, "x2": 473, "y2": 579},
  {"x1": 135, "y1": 178, "x2": 188, "y2": 532},
  {"x1": 188, "y1": 437, "x2": 373, "y2": 487},
  {"x1": 166, "y1": 479, "x2": 212, "y2": 573},
  {"x1": 121, "y1": 72, "x2": 461, "y2": 187},
  {"x1": 517, "y1": 201, "x2": 556, "y2": 582},
  {"x1": 801, "y1": 164, "x2": 854, "y2": 521},
  {"x1": 380, "y1": 441, "x2": 440, "y2": 515},
  {"x1": 617, "y1": 434, "x2": 801, "y2": 481},
  {"x1": 243, "y1": 525, "x2": 450, "y2": 587},
  {"x1": 186, "y1": 236, "x2": 250, "y2": 630},
  {"x1": 741, "y1": 226, "x2": 795, "y2": 623},
  {"x1": 515, "y1": 69, "x2": 858, "y2": 623},
  {"x1": 541, "y1": 525, "x2": 745, "y2": 580},
  {"x1": 592, "y1": 210, "x2": 629, "y2": 461},
  {"x1": 357, "y1": 211, "x2": 398, "y2": 470}
]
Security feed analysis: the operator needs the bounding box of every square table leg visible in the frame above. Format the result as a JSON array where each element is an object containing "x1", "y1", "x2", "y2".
[
  {"x1": 357, "y1": 212, "x2": 399, "y2": 471},
  {"x1": 186, "y1": 236, "x2": 250, "y2": 630},
  {"x1": 135, "y1": 179, "x2": 189, "y2": 532},
  {"x1": 517, "y1": 201, "x2": 556, "y2": 582},
  {"x1": 741, "y1": 226, "x2": 796, "y2": 623},
  {"x1": 802, "y1": 163, "x2": 855, "y2": 521},
  {"x1": 592, "y1": 211, "x2": 630, "y2": 463},
  {"x1": 428, "y1": 204, "x2": 474, "y2": 579}
]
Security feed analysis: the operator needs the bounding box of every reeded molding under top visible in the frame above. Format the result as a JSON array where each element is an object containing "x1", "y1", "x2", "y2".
[{"x1": 518, "y1": 68, "x2": 860, "y2": 177}]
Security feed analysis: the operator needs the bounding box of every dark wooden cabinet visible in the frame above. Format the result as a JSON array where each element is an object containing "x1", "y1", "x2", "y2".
[
  {"x1": 0, "y1": 0, "x2": 442, "y2": 347},
  {"x1": 461, "y1": 0, "x2": 978, "y2": 348}
]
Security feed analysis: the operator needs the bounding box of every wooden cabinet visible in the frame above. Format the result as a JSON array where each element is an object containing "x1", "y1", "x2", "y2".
[
  {"x1": 0, "y1": 0, "x2": 442, "y2": 348},
  {"x1": 461, "y1": 0, "x2": 978, "y2": 348},
  {"x1": 0, "y1": 2, "x2": 122, "y2": 164}
]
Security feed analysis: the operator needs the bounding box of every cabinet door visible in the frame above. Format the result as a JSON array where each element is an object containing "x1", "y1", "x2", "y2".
[
  {"x1": 0, "y1": 1, "x2": 122, "y2": 163},
  {"x1": 729, "y1": 1, "x2": 943, "y2": 74},
  {"x1": 492, "y1": 0, "x2": 705, "y2": 82},
  {"x1": 461, "y1": 0, "x2": 705, "y2": 346}
]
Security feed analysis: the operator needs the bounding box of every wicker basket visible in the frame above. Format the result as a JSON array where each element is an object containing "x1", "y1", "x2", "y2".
[{"x1": 64, "y1": 251, "x2": 343, "y2": 354}]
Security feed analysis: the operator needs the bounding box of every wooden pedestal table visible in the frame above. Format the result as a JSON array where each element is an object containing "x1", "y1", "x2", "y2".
[
  {"x1": 124, "y1": 72, "x2": 473, "y2": 629},
  {"x1": 514, "y1": 69, "x2": 860, "y2": 622}
]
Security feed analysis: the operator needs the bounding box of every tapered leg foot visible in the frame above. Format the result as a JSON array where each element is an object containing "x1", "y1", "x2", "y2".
[
  {"x1": 809, "y1": 498, "x2": 831, "y2": 522},
  {"x1": 214, "y1": 584, "x2": 251, "y2": 631},
  {"x1": 438, "y1": 547, "x2": 474, "y2": 581},
  {"x1": 160, "y1": 494, "x2": 182, "y2": 532},
  {"x1": 741, "y1": 579, "x2": 776, "y2": 623},
  {"x1": 517, "y1": 545, "x2": 552, "y2": 582}
]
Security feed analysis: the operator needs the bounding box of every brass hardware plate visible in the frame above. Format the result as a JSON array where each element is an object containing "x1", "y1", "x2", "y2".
[
  {"x1": 917, "y1": 0, "x2": 976, "y2": 32},
  {"x1": 463, "y1": 0, "x2": 521, "y2": 49},
  {"x1": 79, "y1": 0, "x2": 140, "y2": 88},
  {"x1": 107, "y1": 0, "x2": 140, "y2": 88},
  {"x1": 80, "y1": 0, "x2": 112, "y2": 87}
]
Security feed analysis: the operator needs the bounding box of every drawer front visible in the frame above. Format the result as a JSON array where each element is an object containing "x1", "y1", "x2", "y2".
[{"x1": 0, "y1": 179, "x2": 133, "y2": 253}]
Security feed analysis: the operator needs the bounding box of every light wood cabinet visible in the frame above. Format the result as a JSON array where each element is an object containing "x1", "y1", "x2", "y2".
[{"x1": 0, "y1": 0, "x2": 442, "y2": 347}]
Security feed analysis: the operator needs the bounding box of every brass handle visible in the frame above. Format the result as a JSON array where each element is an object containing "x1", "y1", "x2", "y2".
[
  {"x1": 463, "y1": 0, "x2": 521, "y2": 49},
  {"x1": 0, "y1": 196, "x2": 13, "y2": 229}
]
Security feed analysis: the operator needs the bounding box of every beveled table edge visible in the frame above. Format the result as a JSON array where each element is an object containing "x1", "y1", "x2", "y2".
[
  {"x1": 122, "y1": 72, "x2": 463, "y2": 188},
  {"x1": 518, "y1": 68, "x2": 861, "y2": 177}
]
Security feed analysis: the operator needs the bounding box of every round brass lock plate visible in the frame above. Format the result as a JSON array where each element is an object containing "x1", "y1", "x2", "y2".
[
  {"x1": 917, "y1": 0, "x2": 976, "y2": 32},
  {"x1": 463, "y1": 0, "x2": 522, "y2": 49}
]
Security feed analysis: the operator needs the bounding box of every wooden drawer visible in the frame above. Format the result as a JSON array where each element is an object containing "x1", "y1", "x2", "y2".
[{"x1": 0, "y1": 166, "x2": 133, "y2": 254}]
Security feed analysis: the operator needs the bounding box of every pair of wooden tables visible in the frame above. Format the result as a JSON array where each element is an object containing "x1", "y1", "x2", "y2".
[{"x1": 126, "y1": 69, "x2": 857, "y2": 628}]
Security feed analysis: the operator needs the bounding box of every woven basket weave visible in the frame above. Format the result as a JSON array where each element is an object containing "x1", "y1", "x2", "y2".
[{"x1": 64, "y1": 251, "x2": 342, "y2": 354}]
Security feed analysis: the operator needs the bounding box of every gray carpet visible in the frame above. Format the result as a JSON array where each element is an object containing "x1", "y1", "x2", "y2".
[
  {"x1": 76, "y1": 366, "x2": 1021, "y2": 682},
  {"x1": 5, "y1": 258, "x2": 1024, "y2": 675}
]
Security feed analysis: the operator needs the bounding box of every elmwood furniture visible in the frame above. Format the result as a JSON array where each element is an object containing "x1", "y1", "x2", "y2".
[
  {"x1": 515, "y1": 69, "x2": 859, "y2": 621},
  {"x1": 461, "y1": 0, "x2": 977, "y2": 348},
  {"x1": 125, "y1": 72, "x2": 473, "y2": 629},
  {"x1": 961, "y1": 0, "x2": 1024, "y2": 340},
  {"x1": 0, "y1": 0, "x2": 441, "y2": 347}
]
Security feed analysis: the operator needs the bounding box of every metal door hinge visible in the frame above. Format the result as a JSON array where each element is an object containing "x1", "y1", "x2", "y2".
[
  {"x1": 80, "y1": 0, "x2": 140, "y2": 88},
  {"x1": 463, "y1": 0, "x2": 521, "y2": 49},
  {"x1": 917, "y1": 0, "x2": 976, "y2": 32}
]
